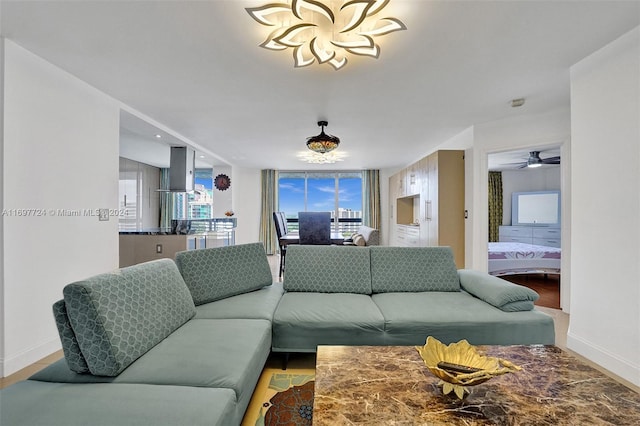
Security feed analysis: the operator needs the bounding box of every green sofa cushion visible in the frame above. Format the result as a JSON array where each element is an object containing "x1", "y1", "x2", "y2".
[
  {"x1": 30, "y1": 319, "x2": 272, "y2": 425},
  {"x1": 52, "y1": 300, "x2": 89, "y2": 374},
  {"x1": 195, "y1": 282, "x2": 285, "y2": 321},
  {"x1": 0, "y1": 381, "x2": 236, "y2": 426},
  {"x1": 62, "y1": 259, "x2": 196, "y2": 376},
  {"x1": 283, "y1": 245, "x2": 372, "y2": 294},
  {"x1": 371, "y1": 291, "x2": 555, "y2": 345},
  {"x1": 272, "y1": 292, "x2": 386, "y2": 351},
  {"x1": 175, "y1": 242, "x2": 273, "y2": 305},
  {"x1": 458, "y1": 269, "x2": 539, "y2": 311},
  {"x1": 370, "y1": 246, "x2": 460, "y2": 293}
]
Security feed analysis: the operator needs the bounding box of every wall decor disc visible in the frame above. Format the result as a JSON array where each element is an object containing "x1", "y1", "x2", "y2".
[{"x1": 214, "y1": 174, "x2": 231, "y2": 191}]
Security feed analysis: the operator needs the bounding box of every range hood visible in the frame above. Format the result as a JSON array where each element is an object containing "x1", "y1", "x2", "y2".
[{"x1": 166, "y1": 146, "x2": 195, "y2": 192}]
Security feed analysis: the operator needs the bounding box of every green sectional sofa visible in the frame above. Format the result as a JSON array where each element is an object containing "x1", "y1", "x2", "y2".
[
  {"x1": 0, "y1": 243, "x2": 554, "y2": 425},
  {"x1": 272, "y1": 245, "x2": 554, "y2": 353}
]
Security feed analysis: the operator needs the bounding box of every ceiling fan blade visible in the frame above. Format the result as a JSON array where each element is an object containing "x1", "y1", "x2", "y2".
[
  {"x1": 517, "y1": 163, "x2": 528, "y2": 169},
  {"x1": 541, "y1": 156, "x2": 561, "y2": 164}
]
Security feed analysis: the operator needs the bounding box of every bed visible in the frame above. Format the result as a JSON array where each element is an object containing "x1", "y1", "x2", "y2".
[{"x1": 488, "y1": 242, "x2": 561, "y2": 276}]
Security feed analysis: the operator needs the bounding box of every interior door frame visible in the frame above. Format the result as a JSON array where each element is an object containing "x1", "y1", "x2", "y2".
[{"x1": 480, "y1": 140, "x2": 571, "y2": 313}]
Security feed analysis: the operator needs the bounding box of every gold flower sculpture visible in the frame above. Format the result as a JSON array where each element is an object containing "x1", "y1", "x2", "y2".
[
  {"x1": 415, "y1": 337, "x2": 522, "y2": 399},
  {"x1": 246, "y1": 0, "x2": 406, "y2": 70}
]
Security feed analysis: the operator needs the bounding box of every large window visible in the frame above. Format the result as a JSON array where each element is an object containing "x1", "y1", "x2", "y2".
[{"x1": 279, "y1": 171, "x2": 363, "y2": 235}]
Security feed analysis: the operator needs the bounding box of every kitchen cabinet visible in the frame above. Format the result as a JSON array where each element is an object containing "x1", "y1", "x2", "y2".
[{"x1": 119, "y1": 158, "x2": 160, "y2": 231}]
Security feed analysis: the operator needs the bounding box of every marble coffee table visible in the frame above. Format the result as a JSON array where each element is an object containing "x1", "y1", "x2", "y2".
[{"x1": 313, "y1": 345, "x2": 640, "y2": 425}]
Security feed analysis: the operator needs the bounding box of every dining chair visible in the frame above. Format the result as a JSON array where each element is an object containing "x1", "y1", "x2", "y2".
[
  {"x1": 298, "y1": 211, "x2": 331, "y2": 245},
  {"x1": 273, "y1": 212, "x2": 288, "y2": 278}
]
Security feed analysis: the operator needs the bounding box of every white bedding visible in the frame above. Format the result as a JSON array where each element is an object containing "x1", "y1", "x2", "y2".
[{"x1": 488, "y1": 242, "x2": 561, "y2": 276}]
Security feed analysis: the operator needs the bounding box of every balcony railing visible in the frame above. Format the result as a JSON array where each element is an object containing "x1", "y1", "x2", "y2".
[{"x1": 285, "y1": 217, "x2": 362, "y2": 236}]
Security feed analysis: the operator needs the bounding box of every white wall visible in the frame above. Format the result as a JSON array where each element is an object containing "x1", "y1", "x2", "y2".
[
  {"x1": 501, "y1": 167, "x2": 561, "y2": 225},
  {"x1": 568, "y1": 27, "x2": 640, "y2": 386},
  {"x1": 0, "y1": 37, "x2": 6, "y2": 376},
  {"x1": 212, "y1": 165, "x2": 233, "y2": 218},
  {"x1": 231, "y1": 166, "x2": 261, "y2": 245},
  {"x1": 1, "y1": 40, "x2": 120, "y2": 376}
]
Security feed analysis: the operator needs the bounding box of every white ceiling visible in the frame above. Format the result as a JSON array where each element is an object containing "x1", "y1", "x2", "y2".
[{"x1": 2, "y1": 1, "x2": 639, "y2": 170}]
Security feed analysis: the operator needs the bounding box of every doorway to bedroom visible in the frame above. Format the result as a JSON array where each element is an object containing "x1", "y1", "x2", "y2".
[{"x1": 487, "y1": 147, "x2": 561, "y2": 309}]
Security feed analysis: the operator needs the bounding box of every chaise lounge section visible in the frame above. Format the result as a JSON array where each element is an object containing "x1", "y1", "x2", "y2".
[{"x1": 0, "y1": 243, "x2": 554, "y2": 425}]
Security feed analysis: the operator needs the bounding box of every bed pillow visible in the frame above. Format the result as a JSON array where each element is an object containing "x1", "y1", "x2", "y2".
[{"x1": 458, "y1": 269, "x2": 539, "y2": 311}]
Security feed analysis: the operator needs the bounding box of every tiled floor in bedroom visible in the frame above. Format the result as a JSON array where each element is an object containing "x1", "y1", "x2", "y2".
[{"x1": 2, "y1": 254, "x2": 637, "y2": 400}]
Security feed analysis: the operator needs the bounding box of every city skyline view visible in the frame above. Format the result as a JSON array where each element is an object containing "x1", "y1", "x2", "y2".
[{"x1": 278, "y1": 174, "x2": 363, "y2": 218}]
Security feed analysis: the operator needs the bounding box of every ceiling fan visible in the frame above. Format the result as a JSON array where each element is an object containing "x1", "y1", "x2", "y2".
[{"x1": 509, "y1": 151, "x2": 561, "y2": 169}]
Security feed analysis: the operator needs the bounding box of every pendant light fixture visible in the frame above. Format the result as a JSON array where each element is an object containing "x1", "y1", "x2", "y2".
[{"x1": 306, "y1": 121, "x2": 340, "y2": 154}]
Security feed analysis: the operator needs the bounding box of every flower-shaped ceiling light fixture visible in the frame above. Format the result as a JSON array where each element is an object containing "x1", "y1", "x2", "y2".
[{"x1": 246, "y1": 0, "x2": 407, "y2": 70}]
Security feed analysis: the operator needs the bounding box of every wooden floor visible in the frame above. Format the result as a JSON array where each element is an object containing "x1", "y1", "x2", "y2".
[{"x1": 499, "y1": 273, "x2": 561, "y2": 309}]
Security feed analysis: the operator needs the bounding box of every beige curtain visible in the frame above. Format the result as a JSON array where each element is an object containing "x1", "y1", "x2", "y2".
[
  {"x1": 488, "y1": 171, "x2": 503, "y2": 242},
  {"x1": 362, "y1": 170, "x2": 381, "y2": 230},
  {"x1": 260, "y1": 169, "x2": 278, "y2": 255}
]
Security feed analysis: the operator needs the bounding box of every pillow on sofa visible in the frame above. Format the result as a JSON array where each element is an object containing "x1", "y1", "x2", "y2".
[
  {"x1": 457, "y1": 269, "x2": 539, "y2": 312},
  {"x1": 358, "y1": 226, "x2": 380, "y2": 246},
  {"x1": 52, "y1": 300, "x2": 89, "y2": 374},
  {"x1": 352, "y1": 233, "x2": 366, "y2": 246},
  {"x1": 175, "y1": 242, "x2": 273, "y2": 305},
  {"x1": 370, "y1": 246, "x2": 460, "y2": 293},
  {"x1": 63, "y1": 259, "x2": 196, "y2": 376}
]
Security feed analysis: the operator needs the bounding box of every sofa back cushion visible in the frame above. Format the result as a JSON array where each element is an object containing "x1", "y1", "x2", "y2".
[
  {"x1": 175, "y1": 242, "x2": 273, "y2": 305},
  {"x1": 52, "y1": 300, "x2": 90, "y2": 374},
  {"x1": 284, "y1": 245, "x2": 372, "y2": 294},
  {"x1": 370, "y1": 246, "x2": 460, "y2": 293},
  {"x1": 62, "y1": 259, "x2": 196, "y2": 376}
]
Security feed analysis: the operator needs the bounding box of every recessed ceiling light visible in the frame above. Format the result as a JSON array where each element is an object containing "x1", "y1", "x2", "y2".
[
  {"x1": 155, "y1": 134, "x2": 162, "y2": 138},
  {"x1": 199, "y1": 155, "x2": 205, "y2": 158}
]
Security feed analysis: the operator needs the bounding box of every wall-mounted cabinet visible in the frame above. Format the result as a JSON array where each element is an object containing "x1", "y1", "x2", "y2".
[
  {"x1": 396, "y1": 196, "x2": 418, "y2": 225},
  {"x1": 405, "y1": 162, "x2": 420, "y2": 196},
  {"x1": 389, "y1": 150, "x2": 465, "y2": 268}
]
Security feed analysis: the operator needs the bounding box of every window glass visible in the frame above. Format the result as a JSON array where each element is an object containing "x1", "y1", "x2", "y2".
[
  {"x1": 338, "y1": 173, "x2": 363, "y2": 236},
  {"x1": 173, "y1": 169, "x2": 213, "y2": 233},
  {"x1": 278, "y1": 171, "x2": 362, "y2": 234}
]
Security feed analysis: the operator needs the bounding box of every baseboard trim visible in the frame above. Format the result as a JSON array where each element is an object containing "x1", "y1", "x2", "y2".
[
  {"x1": 1, "y1": 338, "x2": 61, "y2": 378},
  {"x1": 567, "y1": 332, "x2": 640, "y2": 387}
]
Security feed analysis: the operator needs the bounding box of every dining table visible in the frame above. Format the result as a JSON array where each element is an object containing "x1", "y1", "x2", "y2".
[{"x1": 279, "y1": 232, "x2": 345, "y2": 246}]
